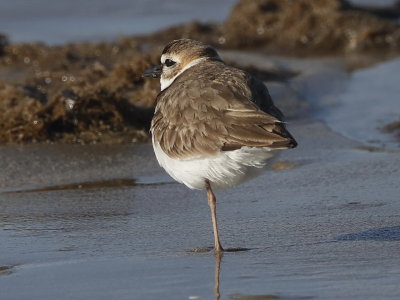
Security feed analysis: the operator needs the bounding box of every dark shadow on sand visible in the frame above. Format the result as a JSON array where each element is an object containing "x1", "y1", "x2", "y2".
[{"x1": 335, "y1": 226, "x2": 400, "y2": 241}]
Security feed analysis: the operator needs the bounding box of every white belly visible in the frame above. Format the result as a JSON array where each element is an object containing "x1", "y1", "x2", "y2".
[{"x1": 152, "y1": 138, "x2": 276, "y2": 190}]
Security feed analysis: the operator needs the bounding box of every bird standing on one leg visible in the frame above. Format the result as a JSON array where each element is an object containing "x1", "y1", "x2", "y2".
[{"x1": 143, "y1": 39, "x2": 297, "y2": 252}]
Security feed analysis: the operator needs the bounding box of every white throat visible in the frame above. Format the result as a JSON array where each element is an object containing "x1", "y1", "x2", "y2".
[{"x1": 160, "y1": 57, "x2": 207, "y2": 91}]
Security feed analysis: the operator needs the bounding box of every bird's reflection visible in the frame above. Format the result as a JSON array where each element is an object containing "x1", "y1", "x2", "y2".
[{"x1": 214, "y1": 252, "x2": 223, "y2": 300}]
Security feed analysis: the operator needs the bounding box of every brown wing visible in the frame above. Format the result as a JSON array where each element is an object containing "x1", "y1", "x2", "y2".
[{"x1": 151, "y1": 61, "x2": 297, "y2": 159}]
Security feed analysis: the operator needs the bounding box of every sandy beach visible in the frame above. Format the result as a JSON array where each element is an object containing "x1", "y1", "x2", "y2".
[{"x1": 1, "y1": 0, "x2": 400, "y2": 299}]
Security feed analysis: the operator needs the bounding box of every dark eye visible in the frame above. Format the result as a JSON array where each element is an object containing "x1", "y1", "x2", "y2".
[{"x1": 164, "y1": 59, "x2": 176, "y2": 67}]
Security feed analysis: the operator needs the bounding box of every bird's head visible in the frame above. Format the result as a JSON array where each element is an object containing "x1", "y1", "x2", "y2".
[{"x1": 143, "y1": 39, "x2": 222, "y2": 91}]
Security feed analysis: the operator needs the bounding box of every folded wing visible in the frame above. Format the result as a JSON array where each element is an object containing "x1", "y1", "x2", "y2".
[{"x1": 151, "y1": 64, "x2": 297, "y2": 159}]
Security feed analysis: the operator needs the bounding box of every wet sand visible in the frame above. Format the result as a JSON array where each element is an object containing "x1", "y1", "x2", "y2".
[
  {"x1": 1, "y1": 55, "x2": 400, "y2": 299},
  {"x1": 1, "y1": 121, "x2": 399, "y2": 300},
  {"x1": 1, "y1": 0, "x2": 400, "y2": 145}
]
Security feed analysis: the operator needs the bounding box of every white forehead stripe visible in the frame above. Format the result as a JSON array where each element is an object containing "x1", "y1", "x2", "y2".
[{"x1": 160, "y1": 57, "x2": 207, "y2": 91}]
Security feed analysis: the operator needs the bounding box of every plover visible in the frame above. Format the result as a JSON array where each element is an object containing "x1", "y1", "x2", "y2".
[{"x1": 143, "y1": 39, "x2": 297, "y2": 252}]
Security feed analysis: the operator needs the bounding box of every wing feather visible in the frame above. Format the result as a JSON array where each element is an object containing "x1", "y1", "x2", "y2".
[{"x1": 151, "y1": 61, "x2": 297, "y2": 159}]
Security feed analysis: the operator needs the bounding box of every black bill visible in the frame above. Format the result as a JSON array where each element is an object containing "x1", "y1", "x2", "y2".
[{"x1": 143, "y1": 65, "x2": 162, "y2": 78}]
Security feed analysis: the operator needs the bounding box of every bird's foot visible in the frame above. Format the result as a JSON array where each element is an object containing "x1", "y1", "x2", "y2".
[{"x1": 214, "y1": 243, "x2": 224, "y2": 253}]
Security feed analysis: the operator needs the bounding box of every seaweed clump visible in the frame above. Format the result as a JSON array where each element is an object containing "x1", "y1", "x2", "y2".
[
  {"x1": 139, "y1": 0, "x2": 400, "y2": 55},
  {"x1": 221, "y1": 0, "x2": 400, "y2": 54},
  {"x1": 0, "y1": 40, "x2": 160, "y2": 144}
]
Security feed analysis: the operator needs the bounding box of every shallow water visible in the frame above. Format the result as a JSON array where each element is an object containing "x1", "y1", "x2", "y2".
[
  {"x1": 321, "y1": 58, "x2": 400, "y2": 149},
  {"x1": 0, "y1": 0, "x2": 237, "y2": 44}
]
